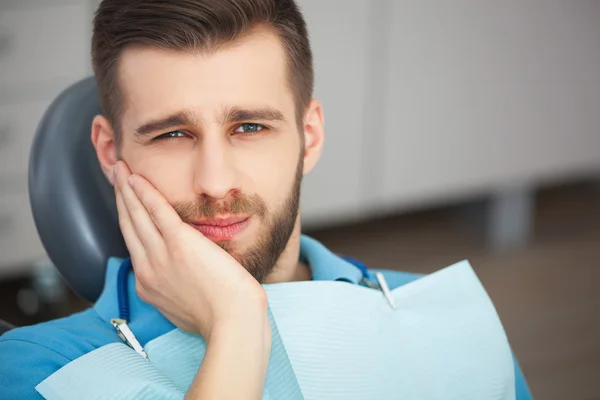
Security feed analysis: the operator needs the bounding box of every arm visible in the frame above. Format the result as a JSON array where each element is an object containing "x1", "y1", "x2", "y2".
[
  {"x1": 114, "y1": 161, "x2": 271, "y2": 399},
  {"x1": 0, "y1": 339, "x2": 68, "y2": 400},
  {"x1": 186, "y1": 314, "x2": 271, "y2": 400}
]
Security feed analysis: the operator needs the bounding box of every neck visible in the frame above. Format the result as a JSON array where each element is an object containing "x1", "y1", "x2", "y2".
[{"x1": 263, "y1": 216, "x2": 311, "y2": 284}]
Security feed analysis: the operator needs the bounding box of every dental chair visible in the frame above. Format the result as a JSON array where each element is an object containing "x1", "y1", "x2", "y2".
[
  {"x1": 0, "y1": 319, "x2": 15, "y2": 335},
  {"x1": 28, "y1": 77, "x2": 129, "y2": 303},
  {"x1": 0, "y1": 77, "x2": 118, "y2": 336},
  {"x1": 7, "y1": 78, "x2": 534, "y2": 400}
]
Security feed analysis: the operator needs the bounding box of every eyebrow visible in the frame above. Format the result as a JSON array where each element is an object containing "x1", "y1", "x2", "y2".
[
  {"x1": 135, "y1": 107, "x2": 286, "y2": 137},
  {"x1": 135, "y1": 110, "x2": 202, "y2": 136},
  {"x1": 218, "y1": 107, "x2": 285, "y2": 125}
]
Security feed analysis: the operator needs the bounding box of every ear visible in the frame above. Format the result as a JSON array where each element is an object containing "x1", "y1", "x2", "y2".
[
  {"x1": 302, "y1": 99, "x2": 325, "y2": 175},
  {"x1": 91, "y1": 115, "x2": 118, "y2": 185}
]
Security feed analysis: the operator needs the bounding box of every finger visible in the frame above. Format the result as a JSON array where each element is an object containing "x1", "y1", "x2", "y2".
[
  {"x1": 127, "y1": 173, "x2": 185, "y2": 241},
  {"x1": 115, "y1": 181, "x2": 148, "y2": 266},
  {"x1": 116, "y1": 162, "x2": 167, "y2": 256}
]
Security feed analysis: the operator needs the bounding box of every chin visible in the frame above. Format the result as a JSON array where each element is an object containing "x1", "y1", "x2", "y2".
[{"x1": 214, "y1": 238, "x2": 245, "y2": 255}]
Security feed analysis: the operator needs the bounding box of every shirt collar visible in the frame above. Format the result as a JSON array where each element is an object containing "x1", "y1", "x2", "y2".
[
  {"x1": 299, "y1": 235, "x2": 363, "y2": 284},
  {"x1": 94, "y1": 234, "x2": 363, "y2": 323}
]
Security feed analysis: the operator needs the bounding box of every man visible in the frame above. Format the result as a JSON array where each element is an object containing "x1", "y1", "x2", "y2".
[{"x1": 0, "y1": 0, "x2": 532, "y2": 399}]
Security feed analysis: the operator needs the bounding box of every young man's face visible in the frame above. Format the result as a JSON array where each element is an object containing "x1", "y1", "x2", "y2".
[{"x1": 93, "y1": 29, "x2": 324, "y2": 281}]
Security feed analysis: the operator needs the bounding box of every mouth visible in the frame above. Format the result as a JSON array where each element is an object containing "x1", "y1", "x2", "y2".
[{"x1": 188, "y1": 216, "x2": 251, "y2": 241}]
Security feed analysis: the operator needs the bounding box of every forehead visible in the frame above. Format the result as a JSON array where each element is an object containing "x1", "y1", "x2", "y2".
[{"x1": 117, "y1": 29, "x2": 294, "y2": 126}]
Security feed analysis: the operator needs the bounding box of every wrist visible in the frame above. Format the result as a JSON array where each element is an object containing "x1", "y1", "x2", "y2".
[
  {"x1": 188, "y1": 305, "x2": 272, "y2": 400},
  {"x1": 210, "y1": 308, "x2": 271, "y2": 343},
  {"x1": 209, "y1": 290, "x2": 269, "y2": 336}
]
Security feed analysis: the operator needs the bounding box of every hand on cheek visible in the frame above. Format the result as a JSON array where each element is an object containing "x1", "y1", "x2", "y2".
[{"x1": 113, "y1": 160, "x2": 269, "y2": 340}]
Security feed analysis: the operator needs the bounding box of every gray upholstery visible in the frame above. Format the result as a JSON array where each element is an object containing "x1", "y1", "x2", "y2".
[{"x1": 28, "y1": 77, "x2": 128, "y2": 303}]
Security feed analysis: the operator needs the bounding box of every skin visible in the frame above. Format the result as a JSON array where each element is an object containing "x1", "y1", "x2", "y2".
[{"x1": 91, "y1": 27, "x2": 324, "y2": 399}]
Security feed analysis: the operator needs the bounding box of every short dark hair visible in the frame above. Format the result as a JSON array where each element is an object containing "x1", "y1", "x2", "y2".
[{"x1": 92, "y1": 0, "x2": 313, "y2": 143}]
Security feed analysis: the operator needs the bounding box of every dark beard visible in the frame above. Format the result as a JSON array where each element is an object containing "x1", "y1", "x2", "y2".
[
  {"x1": 216, "y1": 156, "x2": 303, "y2": 282},
  {"x1": 173, "y1": 155, "x2": 303, "y2": 283}
]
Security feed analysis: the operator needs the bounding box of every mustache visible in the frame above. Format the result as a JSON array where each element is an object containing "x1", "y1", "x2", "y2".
[{"x1": 172, "y1": 192, "x2": 267, "y2": 221}]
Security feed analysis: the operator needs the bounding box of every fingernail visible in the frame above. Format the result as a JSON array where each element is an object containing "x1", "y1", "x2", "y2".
[{"x1": 128, "y1": 175, "x2": 135, "y2": 188}]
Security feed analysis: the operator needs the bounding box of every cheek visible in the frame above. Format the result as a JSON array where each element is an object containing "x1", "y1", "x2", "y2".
[
  {"x1": 241, "y1": 136, "x2": 300, "y2": 210},
  {"x1": 123, "y1": 146, "x2": 194, "y2": 204}
]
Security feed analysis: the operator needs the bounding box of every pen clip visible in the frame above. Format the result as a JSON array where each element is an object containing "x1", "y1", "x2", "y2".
[
  {"x1": 111, "y1": 318, "x2": 149, "y2": 359},
  {"x1": 375, "y1": 272, "x2": 397, "y2": 310}
]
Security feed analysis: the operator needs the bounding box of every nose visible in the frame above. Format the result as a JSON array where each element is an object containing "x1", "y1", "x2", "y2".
[{"x1": 192, "y1": 135, "x2": 239, "y2": 200}]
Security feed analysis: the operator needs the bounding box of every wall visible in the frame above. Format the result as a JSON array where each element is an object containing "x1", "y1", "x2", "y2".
[{"x1": 0, "y1": 0, "x2": 599, "y2": 275}]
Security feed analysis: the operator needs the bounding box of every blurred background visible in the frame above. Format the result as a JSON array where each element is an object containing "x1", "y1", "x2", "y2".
[{"x1": 0, "y1": 1, "x2": 599, "y2": 399}]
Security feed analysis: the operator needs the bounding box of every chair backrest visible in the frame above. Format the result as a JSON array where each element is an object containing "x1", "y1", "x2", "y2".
[
  {"x1": 28, "y1": 77, "x2": 128, "y2": 303},
  {"x1": 0, "y1": 319, "x2": 15, "y2": 335}
]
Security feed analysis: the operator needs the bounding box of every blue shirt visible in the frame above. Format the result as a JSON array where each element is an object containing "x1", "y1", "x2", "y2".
[{"x1": 0, "y1": 235, "x2": 532, "y2": 399}]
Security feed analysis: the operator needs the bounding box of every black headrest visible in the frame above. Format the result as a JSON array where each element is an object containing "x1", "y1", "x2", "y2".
[{"x1": 28, "y1": 77, "x2": 128, "y2": 303}]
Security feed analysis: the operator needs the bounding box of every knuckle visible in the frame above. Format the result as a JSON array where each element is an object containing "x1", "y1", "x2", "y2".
[
  {"x1": 166, "y1": 232, "x2": 186, "y2": 252},
  {"x1": 138, "y1": 190, "x2": 150, "y2": 208},
  {"x1": 147, "y1": 205, "x2": 160, "y2": 222},
  {"x1": 136, "y1": 269, "x2": 155, "y2": 289},
  {"x1": 135, "y1": 281, "x2": 148, "y2": 301}
]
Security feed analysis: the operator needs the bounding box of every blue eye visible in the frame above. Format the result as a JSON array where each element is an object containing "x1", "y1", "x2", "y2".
[
  {"x1": 234, "y1": 123, "x2": 265, "y2": 135},
  {"x1": 155, "y1": 131, "x2": 188, "y2": 141}
]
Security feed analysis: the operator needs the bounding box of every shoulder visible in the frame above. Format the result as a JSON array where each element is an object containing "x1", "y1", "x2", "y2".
[
  {"x1": 368, "y1": 268, "x2": 425, "y2": 290},
  {"x1": 1, "y1": 308, "x2": 118, "y2": 359},
  {"x1": 0, "y1": 308, "x2": 118, "y2": 399}
]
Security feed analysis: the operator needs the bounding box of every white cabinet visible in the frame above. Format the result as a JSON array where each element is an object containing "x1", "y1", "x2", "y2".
[
  {"x1": 377, "y1": 0, "x2": 600, "y2": 212},
  {"x1": 295, "y1": 0, "x2": 373, "y2": 228}
]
